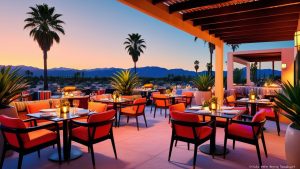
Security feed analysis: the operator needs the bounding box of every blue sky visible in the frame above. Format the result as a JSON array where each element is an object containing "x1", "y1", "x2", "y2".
[{"x1": 0, "y1": 0, "x2": 294, "y2": 71}]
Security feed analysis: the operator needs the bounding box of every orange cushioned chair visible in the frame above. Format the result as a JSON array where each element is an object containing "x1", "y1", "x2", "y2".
[
  {"x1": 223, "y1": 109, "x2": 267, "y2": 166},
  {"x1": 169, "y1": 103, "x2": 186, "y2": 123},
  {"x1": 258, "y1": 105, "x2": 280, "y2": 136},
  {"x1": 88, "y1": 102, "x2": 107, "y2": 113},
  {"x1": 26, "y1": 101, "x2": 54, "y2": 126},
  {"x1": 153, "y1": 94, "x2": 172, "y2": 118},
  {"x1": 176, "y1": 91, "x2": 194, "y2": 108},
  {"x1": 69, "y1": 110, "x2": 117, "y2": 167},
  {"x1": 118, "y1": 98, "x2": 147, "y2": 130},
  {"x1": 150, "y1": 91, "x2": 160, "y2": 113},
  {"x1": 169, "y1": 111, "x2": 213, "y2": 168},
  {"x1": 0, "y1": 115, "x2": 61, "y2": 169}
]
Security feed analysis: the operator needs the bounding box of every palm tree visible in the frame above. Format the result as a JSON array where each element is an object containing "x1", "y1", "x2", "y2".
[
  {"x1": 227, "y1": 43, "x2": 240, "y2": 52},
  {"x1": 194, "y1": 60, "x2": 199, "y2": 73},
  {"x1": 24, "y1": 4, "x2": 65, "y2": 90},
  {"x1": 194, "y1": 37, "x2": 215, "y2": 76},
  {"x1": 124, "y1": 33, "x2": 146, "y2": 74}
]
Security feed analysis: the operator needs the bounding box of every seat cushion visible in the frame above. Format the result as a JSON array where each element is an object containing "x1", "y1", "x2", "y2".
[
  {"x1": 88, "y1": 102, "x2": 107, "y2": 113},
  {"x1": 72, "y1": 126, "x2": 109, "y2": 141},
  {"x1": 25, "y1": 129, "x2": 57, "y2": 149},
  {"x1": 228, "y1": 123, "x2": 254, "y2": 139},
  {"x1": 121, "y1": 106, "x2": 136, "y2": 114}
]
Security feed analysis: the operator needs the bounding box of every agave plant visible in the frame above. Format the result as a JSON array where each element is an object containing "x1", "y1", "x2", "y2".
[
  {"x1": 111, "y1": 70, "x2": 140, "y2": 95},
  {"x1": 192, "y1": 74, "x2": 214, "y2": 91},
  {"x1": 0, "y1": 66, "x2": 28, "y2": 108},
  {"x1": 275, "y1": 82, "x2": 300, "y2": 129}
]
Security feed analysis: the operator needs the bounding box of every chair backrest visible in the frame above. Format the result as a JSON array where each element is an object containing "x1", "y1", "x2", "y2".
[
  {"x1": 182, "y1": 91, "x2": 193, "y2": 104},
  {"x1": 169, "y1": 103, "x2": 186, "y2": 114},
  {"x1": 0, "y1": 115, "x2": 29, "y2": 148},
  {"x1": 94, "y1": 94, "x2": 112, "y2": 100},
  {"x1": 252, "y1": 109, "x2": 266, "y2": 134},
  {"x1": 88, "y1": 102, "x2": 107, "y2": 113},
  {"x1": 87, "y1": 110, "x2": 116, "y2": 139},
  {"x1": 26, "y1": 101, "x2": 50, "y2": 113},
  {"x1": 226, "y1": 95, "x2": 236, "y2": 107},
  {"x1": 133, "y1": 98, "x2": 147, "y2": 114},
  {"x1": 170, "y1": 111, "x2": 201, "y2": 139},
  {"x1": 154, "y1": 94, "x2": 170, "y2": 107}
]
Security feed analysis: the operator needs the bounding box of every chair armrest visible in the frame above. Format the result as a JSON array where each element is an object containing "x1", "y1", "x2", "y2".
[
  {"x1": 23, "y1": 118, "x2": 38, "y2": 127},
  {"x1": 241, "y1": 114, "x2": 253, "y2": 121},
  {"x1": 230, "y1": 119, "x2": 258, "y2": 126},
  {"x1": 70, "y1": 118, "x2": 115, "y2": 127},
  {"x1": 2, "y1": 122, "x2": 59, "y2": 133}
]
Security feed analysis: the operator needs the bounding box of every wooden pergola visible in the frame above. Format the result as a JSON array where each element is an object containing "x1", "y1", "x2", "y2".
[{"x1": 118, "y1": 0, "x2": 300, "y2": 104}]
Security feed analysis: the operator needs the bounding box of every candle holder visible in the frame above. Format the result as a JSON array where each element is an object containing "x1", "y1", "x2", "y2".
[
  {"x1": 209, "y1": 96, "x2": 218, "y2": 111},
  {"x1": 60, "y1": 99, "x2": 70, "y2": 114},
  {"x1": 249, "y1": 89, "x2": 256, "y2": 101}
]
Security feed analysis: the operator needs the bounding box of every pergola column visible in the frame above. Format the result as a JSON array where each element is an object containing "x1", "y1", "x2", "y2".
[
  {"x1": 246, "y1": 63, "x2": 251, "y2": 85},
  {"x1": 215, "y1": 42, "x2": 224, "y2": 105},
  {"x1": 227, "y1": 53, "x2": 234, "y2": 90}
]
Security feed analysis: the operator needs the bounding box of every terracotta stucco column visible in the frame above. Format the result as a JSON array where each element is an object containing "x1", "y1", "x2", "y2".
[
  {"x1": 227, "y1": 53, "x2": 234, "y2": 90},
  {"x1": 215, "y1": 42, "x2": 224, "y2": 105}
]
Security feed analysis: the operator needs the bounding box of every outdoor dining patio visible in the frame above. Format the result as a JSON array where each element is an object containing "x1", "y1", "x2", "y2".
[{"x1": 1, "y1": 106, "x2": 288, "y2": 169}]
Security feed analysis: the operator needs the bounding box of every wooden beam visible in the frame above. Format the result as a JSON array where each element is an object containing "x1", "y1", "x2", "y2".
[
  {"x1": 209, "y1": 20, "x2": 298, "y2": 35},
  {"x1": 215, "y1": 27, "x2": 297, "y2": 38},
  {"x1": 226, "y1": 37, "x2": 293, "y2": 44},
  {"x1": 169, "y1": 0, "x2": 230, "y2": 13},
  {"x1": 218, "y1": 30, "x2": 296, "y2": 39},
  {"x1": 192, "y1": 4, "x2": 300, "y2": 25},
  {"x1": 183, "y1": 0, "x2": 300, "y2": 20},
  {"x1": 223, "y1": 33, "x2": 294, "y2": 42},
  {"x1": 118, "y1": 0, "x2": 223, "y2": 46},
  {"x1": 200, "y1": 14, "x2": 299, "y2": 30},
  {"x1": 152, "y1": 0, "x2": 166, "y2": 5}
]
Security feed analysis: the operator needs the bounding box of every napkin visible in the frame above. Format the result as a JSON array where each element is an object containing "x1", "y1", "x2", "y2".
[{"x1": 189, "y1": 106, "x2": 202, "y2": 110}]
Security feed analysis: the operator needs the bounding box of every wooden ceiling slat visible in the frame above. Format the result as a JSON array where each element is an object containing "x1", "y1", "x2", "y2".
[
  {"x1": 209, "y1": 20, "x2": 298, "y2": 35},
  {"x1": 169, "y1": 0, "x2": 230, "y2": 13},
  {"x1": 204, "y1": 19, "x2": 298, "y2": 32},
  {"x1": 215, "y1": 27, "x2": 297, "y2": 38},
  {"x1": 218, "y1": 30, "x2": 296, "y2": 39},
  {"x1": 152, "y1": 0, "x2": 166, "y2": 5},
  {"x1": 192, "y1": 4, "x2": 300, "y2": 26},
  {"x1": 199, "y1": 14, "x2": 299, "y2": 30},
  {"x1": 183, "y1": 0, "x2": 300, "y2": 20}
]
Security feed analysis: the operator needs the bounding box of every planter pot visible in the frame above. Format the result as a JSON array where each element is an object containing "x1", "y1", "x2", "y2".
[
  {"x1": 285, "y1": 123, "x2": 300, "y2": 168},
  {"x1": 194, "y1": 91, "x2": 212, "y2": 105},
  {"x1": 0, "y1": 106, "x2": 18, "y2": 159}
]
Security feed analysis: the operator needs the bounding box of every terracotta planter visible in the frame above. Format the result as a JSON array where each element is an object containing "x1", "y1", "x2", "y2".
[
  {"x1": 285, "y1": 123, "x2": 300, "y2": 168},
  {"x1": 194, "y1": 91, "x2": 212, "y2": 105},
  {"x1": 0, "y1": 106, "x2": 18, "y2": 159}
]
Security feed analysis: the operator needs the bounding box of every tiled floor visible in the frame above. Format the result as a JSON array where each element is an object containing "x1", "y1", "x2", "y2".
[{"x1": 3, "y1": 106, "x2": 287, "y2": 169}]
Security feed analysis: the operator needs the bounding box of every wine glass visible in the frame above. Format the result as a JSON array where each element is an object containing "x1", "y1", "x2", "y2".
[
  {"x1": 73, "y1": 99, "x2": 80, "y2": 114},
  {"x1": 54, "y1": 101, "x2": 60, "y2": 116}
]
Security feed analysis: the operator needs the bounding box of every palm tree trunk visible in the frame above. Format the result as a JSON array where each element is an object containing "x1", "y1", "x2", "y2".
[
  {"x1": 134, "y1": 62, "x2": 137, "y2": 74},
  {"x1": 43, "y1": 50, "x2": 48, "y2": 90}
]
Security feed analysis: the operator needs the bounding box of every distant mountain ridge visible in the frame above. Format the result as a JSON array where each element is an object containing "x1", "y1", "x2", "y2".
[{"x1": 1, "y1": 65, "x2": 280, "y2": 78}]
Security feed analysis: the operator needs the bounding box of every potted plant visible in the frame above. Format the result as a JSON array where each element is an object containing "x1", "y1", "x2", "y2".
[
  {"x1": 192, "y1": 74, "x2": 214, "y2": 105},
  {"x1": 111, "y1": 70, "x2": 140, "y2": 96},
  {"x1": 274, "y1": 82, "x2": 300, "y2": 167},
  {"x1": 0, "y1": 66, "x2": 28, "y2": 158}
]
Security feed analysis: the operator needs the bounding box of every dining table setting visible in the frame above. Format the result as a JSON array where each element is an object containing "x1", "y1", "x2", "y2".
[
  {"x1": 235, "y1": 97, "x2": 273, "y2": 115},
  {"x1": 185, "y1": 105, "x2": 246, "y2": 155}
]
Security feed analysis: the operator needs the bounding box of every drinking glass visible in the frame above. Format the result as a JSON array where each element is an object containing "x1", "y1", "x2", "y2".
[{"x1": 73, "y1": 99, "x2": 80, "y2": 114}]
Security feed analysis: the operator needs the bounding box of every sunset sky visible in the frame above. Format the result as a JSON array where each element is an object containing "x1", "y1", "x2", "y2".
[{"x1": 0, "y1": 0, "x2": 294, "y2": 71}]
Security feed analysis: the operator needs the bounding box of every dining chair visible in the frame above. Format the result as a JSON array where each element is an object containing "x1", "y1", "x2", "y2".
[
  {"x1": 150, "y1": 92, "x2": 160, "y2": 113},
  {"x1": 68, "y1": 110, "x2": 117, "y2": 168},
  {"x1": 118, "y1": 98, "x2": 147, "y2": 130},
  {"x1": 169, "y1": 111, "x2": 213, "y2": 168},
  {"x1": 258, "y1": 105, "x2": 280, "y2": 136},
  {"x1": 0, "y1": 115, "x2": 61, "y2": 169},
  {"x1": 88, "y1": 102, "x2": 108, "y2": 113},
  {"x1": 92, "y1": 94, "x2": 114, "y2": 110},
  {"x1": 153, "y1": 94, "x2": 172, "y2": 118},
  {"x1": 26, "y1": 101, "x2": 57, "y2": 127},
  {"x1": 223, "y1": 109, "x2": 267, "y2": 166},
  {"x1": 176, "y1": 91, "x2": 193, "y2": 108}
]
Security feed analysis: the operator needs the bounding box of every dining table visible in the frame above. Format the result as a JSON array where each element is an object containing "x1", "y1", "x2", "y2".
[
  {"x1": 235, "y1": 98, "x2": 273, "y2": 116},
  {"x1": 185, "y1": 106, "x2": 246, "y2": 155},
  {"x1": 94, "y1": 98, "x2": 133, "y2": 126},
  {"x1": 166, "y1": 94, "x2": 185, "y2": 105},
  {"x1": 27, "y1": 108, "x2": 92, "y2": 162}
]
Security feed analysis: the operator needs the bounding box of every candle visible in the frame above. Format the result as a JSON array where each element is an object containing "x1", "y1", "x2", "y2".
[
  {"x1": 62, "y1": 106, "x2": 68, "y2": 113},
  {"x1": 250, "y1": 94, "x2": 256, "y2": 101},
  {"x1": 211, "y1": 102, "x2": 217, "y2": 110}
]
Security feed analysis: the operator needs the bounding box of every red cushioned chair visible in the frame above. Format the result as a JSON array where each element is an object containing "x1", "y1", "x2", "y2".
[
  {"x1": 153, "y1": 94, "x2": 172, "y2": 118},
  {"x1": 169, "y1": 111, "x2": 213, "y2": 168},
  {"x1": 258, "y1": 105, "x2": 280, "y2": 136},
  {"x1": 223, "y1": 109, "x2": 267, "y2": 166},
  {"x1": 0, "y1": 115, "x2": 61, "y2": 169},
  {"x1": 69, "y1": 110, "x2": 117, "y2": 167},
  {"x1": 118, "y1": 98, "x2": 147, "y2": 130},
  {"x1": 176, "y1": 91, "x2": 194, "y2": 108}
]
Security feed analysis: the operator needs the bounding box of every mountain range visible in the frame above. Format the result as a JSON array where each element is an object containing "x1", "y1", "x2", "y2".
[{"x1": 2, "y1": 65, "x2": 280, "y2": 78}]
